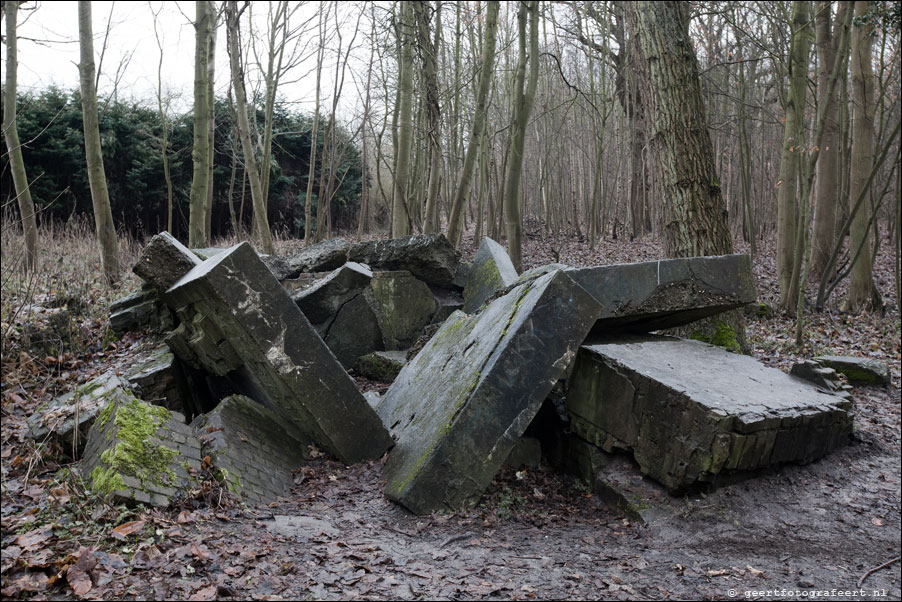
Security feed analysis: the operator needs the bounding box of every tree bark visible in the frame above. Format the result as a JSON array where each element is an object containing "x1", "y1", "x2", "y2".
[
  {"x1": 844, "y1": 0, "x2": 881, "y2": 312},
  {"x1": 775, "y1": 1, "x2": 810, "y2": 311},
  {"x1": 810, "y1": 1, "x2": 849, "y2": 280},
  {"x1": 78, "y1": 0, "x2": 120, "y2": 284},
  {"x1": 630, "y1": 1, "x2": 732, "y2": 257},
  {"x1": 189, "y1": 0, "x2": 213, "y2": 247},
  {"x1": 391, "y1": 1, "x2": 415, "y2": 237},
  {"x1": 3, "y1": 0, "x2": 39, "y2": 273},
  {"x1": 502, "y1": 0, "x2": 539, "y2": 271}
]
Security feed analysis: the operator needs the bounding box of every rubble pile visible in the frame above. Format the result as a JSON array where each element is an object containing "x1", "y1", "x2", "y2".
[{"x1": 28, "y1": 233, "x2": 859, "y2": 515}]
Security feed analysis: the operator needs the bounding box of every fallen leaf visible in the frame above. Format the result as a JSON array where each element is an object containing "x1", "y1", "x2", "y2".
[
  {"x1": 67, "y1": 565, "x2": 92, "y2": 596},
  {"x1": 871, "y1": 517, "x2": 884, "y2": 526},
  {"x1": 190, "y1": 542, "x2": 211, "y2": 561},
  {"x1": 14, "y1": 528, "x2": 52, "y2": 551},
  {"x1": 112, "y1": 520, "x2": 145, "y2": 540},
  {"x1": 188, "y1": 585, "x2": 217, "y2": 601},
  {"x1": 747, "y1": 565, "x2": 765, "y2": 577}
]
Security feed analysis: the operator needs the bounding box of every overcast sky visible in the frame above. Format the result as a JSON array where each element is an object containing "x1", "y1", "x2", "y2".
[{"x1": 10, "y1": 1, "x2": 353, "y2": 116}]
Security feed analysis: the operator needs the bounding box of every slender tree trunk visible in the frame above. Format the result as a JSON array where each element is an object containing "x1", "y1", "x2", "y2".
[
  {"x1": 226, "y1": 0, "x2": 273, "y2": 253},
  {"x1": 3, "y1": 0, "x2": 39, "y2": 273},
  {"x1": 502, "y1": 0, "x2": 539, "y2": 271},
  {"x1": 304, "y1": 4, "x2": 325, "y2": 245},
  {"x1": 189, "y1": 0, "x2": 213, "y2": 247},
  {"x1": 419, "y1": 0, "x2": 443, "y2": 235},
  {"x1": 78, "y1": 0, "x2": 120, "y2": 284},
  {"x1": 205, "y1": 3, "x2": 216, "y2": 242},
  {"x1": 775, "y1": 1, "x2": 810, "y2": 311},
  {"x1": 844, "y1": 0, "x2": 881, "y2": 312},
  {"x1": 391, "y1": 1, "x2": 415, "y2": 237},
  {"x1": 447, "y1": 1, "x2": 500, "y2": 246}
]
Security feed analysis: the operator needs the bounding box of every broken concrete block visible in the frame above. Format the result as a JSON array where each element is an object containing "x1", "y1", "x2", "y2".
[
  {"x1": 791, "y1": 360, "x2": 853, "y2": 402},
  {"x1": 378, "y1": 269, "x2": 602, "y2": 514},
  {"x1": 194, "y1": 247, "x2": 293, "y2": 281},
  {"x1": 109, "y1": 289, "x2": 174, "y2": 335},
  {"x1": 323, "y1": 293, "x2": 384, "y2": 369},
  {"x1": 292, "y1": 262, "x2": 373, "y2": 325},
  {"x1": 566, "y1": 335, "x2": 853, "y2": 493},
  {"x1": 282, "y1": 272, "x2": 329, "y2": 294},
  {"x1": 193, "y1": 395, "x2": 309, "y2": 505},
  {"x1": 28, "y1": 372, "x2": 133, "y2": 458},
  {"x1": 566, "y1": 254, "x2": 756, "y2": 334},
  {"x1": 354, "y1": 350, "x2": 408, "y2": 382},
  {"x1": 463, "y1": 237, "x2": 518, "y2": 313},
  {"x1": 133, "y1": 232, "x2": 202, "y2": 291},
  {"x1": 369, "y1": 271, "x2": 437, "y2": 350},
  {"x1": 348, "y1": 234, "x2": 460, "y2": 287},
  {"x1": 285, "y1": 237, "x2": 352, "y2": 277},
  {"x1": 81, "y1": 396, "x2": 200, "y2": 507},
  {"x1": 814, "y1": 355, "x2": 890, "y2": 386},
  {"x1": 163, "y1": 242, "x2": 393, "y2": 464},
  {"x1": 123, "y1": 346, "x2": 184, "y2": 413}
]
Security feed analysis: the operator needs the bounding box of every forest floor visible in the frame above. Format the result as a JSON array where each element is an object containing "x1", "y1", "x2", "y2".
[{"x1": 1, "y1": 222, "x2": 900, "y2": 601}]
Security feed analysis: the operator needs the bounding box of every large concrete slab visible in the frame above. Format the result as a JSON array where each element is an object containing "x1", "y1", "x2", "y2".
[
  {"x1": 162, "y1": 242, "x2": 393, "y2": 465},
  {"x1": 462, "y1": 237, "x2": 518, "y2": 313},
  {"x1": 566, "y1": 335, "x2": 854, "y2": 493},
  {"x1": 348, "y1": 234, "x2": 460, "y2": 286},
  {"x1": 566, "y1": 254, "x2": 755, "y2": 334},
  {"x1": 378, "y1": 269, "x2": 602, "y2": 515}
]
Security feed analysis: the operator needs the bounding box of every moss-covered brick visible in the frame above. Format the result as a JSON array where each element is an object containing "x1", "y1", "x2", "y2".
[{"x1": 82, "y1": 395, "x2": 201, "y2": 507}]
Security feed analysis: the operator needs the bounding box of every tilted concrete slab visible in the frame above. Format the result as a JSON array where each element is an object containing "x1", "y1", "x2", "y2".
[
  {"x1": 566, "y1": 254, "x2": 756, "y2": 334},
  {"x1": 348, "y1": 234, "x2": 460, "y2": 287},
  {"x1": 462, "y1": 237, "x2": 519, "y2": 313},
  {"x1": 378, "y1": 269, "x2": 602, "y2": 515},
  {"x1": 193, "y1": 395, "x2": 310, "y2": 505},
  {"x1": 566, "y1": 335, "x2": 853, "y2": 493},
  {"x1": 162, "y1": 242, "x2": 393, "y2": 465}
]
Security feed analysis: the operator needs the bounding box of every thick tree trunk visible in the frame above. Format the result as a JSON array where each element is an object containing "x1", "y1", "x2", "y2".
[
  {"x1": 844, "y1": 0, "x2": 881, "y2": 312},
  {"x1": 226, "y1": 0, "x2": 273, "y2": 253},
  {"x1": 205, "y1": 6, "x2": 216, "y2": 243},
  {"x1": 78, "y1": 0, "x2": 120, "y2": 284},
  {"x1": 447, "y1": 1, "x2": 499, "y2": 246},
  {"x1": 630, "y1": 1, "x2": 732, "y2": 257},
  {"x1": 3, "y1": 0, "x2": 39, "y2": 273},
  {"x1": 419, "y1": 1, "x2": 443, "y2": 235},
  {"x1": 810, "y1": 1, "x2": 848, "y2": 280},
  {"x1": 630, "y1": 1, "x2": 745, "y2": 350},
  {"x1": 189, "y1": 0, "x2": 213, "y2": 248}
]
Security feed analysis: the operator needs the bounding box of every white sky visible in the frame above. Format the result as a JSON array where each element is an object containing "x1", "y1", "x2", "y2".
[{"x1": 8, "y1": 1, "x2": 363, "y2": 117}]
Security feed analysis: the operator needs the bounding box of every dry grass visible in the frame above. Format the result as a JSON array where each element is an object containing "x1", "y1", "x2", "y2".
[{"x1": 1, "y1": 216, "x2": 143, "y2": 368}]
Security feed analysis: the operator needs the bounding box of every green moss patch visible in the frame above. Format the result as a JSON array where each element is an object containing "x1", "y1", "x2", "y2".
[
  {"x1": 90, "y1": 398, "x2": 178, "y2": 496},
  {"x1": 690, "y1": 320, "x2": 740, "y2": 353}
]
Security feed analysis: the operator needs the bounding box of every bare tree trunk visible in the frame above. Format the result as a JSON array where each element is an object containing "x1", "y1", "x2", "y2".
[
  {"x1": 776, "y1": 1, "x2": 810, "y2": 311},
  {"x1": 189, "y1": 0, "x2": 213, "y2": 247},
  {"x1": 419, "y1": 0, "x2": 443, "y2": 235},
  {"x1": 844, "y1": 0, "x2": 881, "y2": 312},
  {"x1": 151, "y1": 4, "x2": 174, "y2": 235},
  {"x1": 226, "y1": 0, "x2": 273, "y2": 253},
  {"x1": 78, "y1": 0, "x2": 120, "y2": 284},
  {"x1": 391, "y1": 1, "x2": 415, "y2": 237},
  {"x1": 3, "y1": 0, "x2": 39, "y2": 272},
  {"x1": 810, "y1": 1, "x2": 849, "y2": 280},
  {"x1": 447, "y1": 0, "x2": 500, "y2": 246},
  {"x1": 205, "y1": 4, "x2": 216, "y2": 243},
  {"x1": 502, "y1": 0, "x2": 539, "y2": 271},
  {"x1": 304, "y1": 3, "x2": 325, "y2": 245}
]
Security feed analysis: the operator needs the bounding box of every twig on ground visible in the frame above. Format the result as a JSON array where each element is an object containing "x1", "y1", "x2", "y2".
[{"x1": 857, "y1": 555, "x2": 901, "y2": 588}]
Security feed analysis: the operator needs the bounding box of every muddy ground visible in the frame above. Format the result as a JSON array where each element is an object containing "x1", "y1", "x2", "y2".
[{"x1": 2, "y1": 235, "x2": 900, "y2": 601}]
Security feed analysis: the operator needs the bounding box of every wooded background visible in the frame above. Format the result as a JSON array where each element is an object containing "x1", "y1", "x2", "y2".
[{"x1": 2, "y1": 1, "x2": 900, "y2": 313}]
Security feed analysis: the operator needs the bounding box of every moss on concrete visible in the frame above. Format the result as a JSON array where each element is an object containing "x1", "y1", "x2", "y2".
[
  {"x1": 690, "y1": 320, "x2": 740, "y2": 353},
  {"x1": 90, "y1": 398, "x2": 178, "y2": 496}
]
